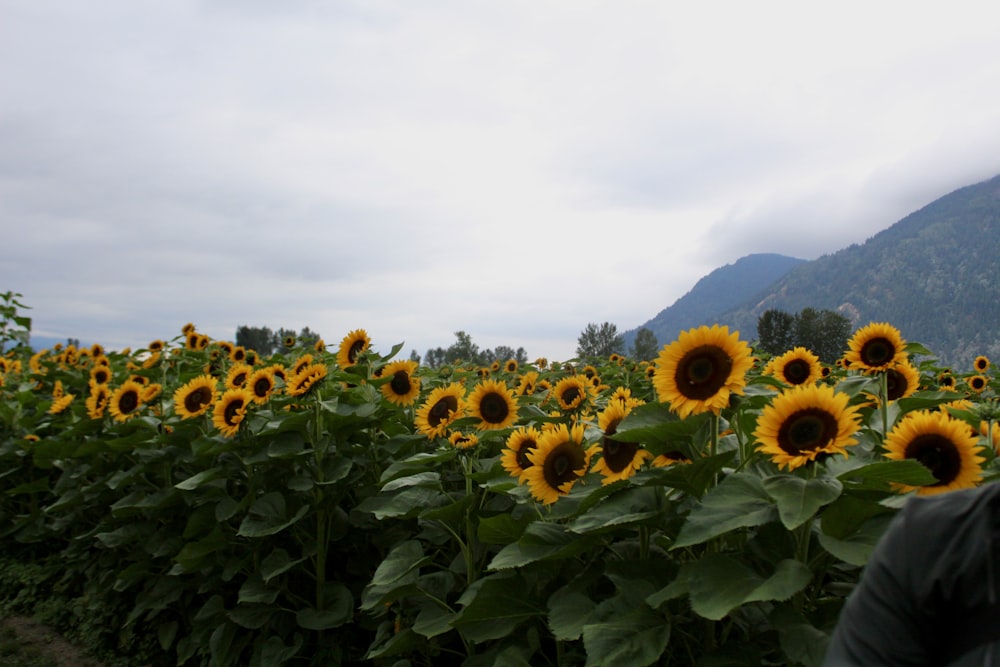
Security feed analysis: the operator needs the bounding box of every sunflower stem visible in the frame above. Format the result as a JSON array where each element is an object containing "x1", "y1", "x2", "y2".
[
  {"x1": 461, "y1": 454, "x2": 478, "y2": 586},
  {"x1": 879, "y1": 370, "x2": 889, "y2": 437}
]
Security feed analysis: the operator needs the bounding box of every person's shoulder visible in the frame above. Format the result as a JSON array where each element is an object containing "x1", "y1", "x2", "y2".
[{"x1": 902, "y1": 481, "x2": 1000, "y2": 528}]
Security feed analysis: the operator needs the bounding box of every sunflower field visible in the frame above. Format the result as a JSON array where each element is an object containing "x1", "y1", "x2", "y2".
[{"x1": 1, "y1": 293, "x2": 999, "y2": 666}]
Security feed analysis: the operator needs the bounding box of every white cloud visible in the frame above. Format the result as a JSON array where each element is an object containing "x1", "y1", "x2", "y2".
[{"x1": 4, "y1": 0, "x2": 1000, "y2": 362}]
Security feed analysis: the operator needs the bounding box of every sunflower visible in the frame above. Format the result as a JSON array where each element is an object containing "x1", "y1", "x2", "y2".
[
  {"x1": 379, "y1": 360, "x2": 421, "y2": 406},
  {"x1": 653, "y1": 324, "x2": 754, "y2": 418},
  {"x1": 225, "y1": 363, "x2": 253, "y2": 390},
  {"x1": 173, "y1": 375, "x2": 219, "y2": 418},
  {"x1": 974, "y1": 355, "x2": 991, "y2": 373},
  {"x1": 213, "y1": 388, "x2": 253, "y2": 438},
  {"x1": 108, "y1": 380, "x2": 146, "y2": 423},
  {"x1": 414, "y1": 383, "x2": 466, "y2": 439},
  {"x1": 490, "y1": 360, "x2": 501, "y2": 373},
  {"x1": 522, "y1": 423, "x2": 595, "y2": 505},
  {"x1": 843, "y1": 322, "x2": 907, "y2": 371},
  {"x1": 754, "y1": 383, "x2": 862, "y2": 470},
  {"x1": 48, "y1": 394, "x2": 75, "y2": 415},
  {"x1": 148, "y1": 340, "x2": 165, "y2": 352},
  {"x1": 181, "y1": 322, "x2": 197, "y2": 335},
  {"x1": 651, "y1": 451, "x2": 691, "y2": 467},
  {"x1": 314, "y1": 338, "x2": 326, "y2": 352},
  {"x1": 52, "y1": 380, "x2": 65, "y2": 399},
  {"x1": 581, "y1": 365, "x2": 598, "y2": 379},
  {"x1": 290, "y1": 354, "x2": 314, "y2": 378},
  {"x1": 501, "y1": 426, "x2": 543, "y2": 481},
  {"x1": 764, "y1": 347, "x2": 823, "y2": 386},
  {"x1": 86, "y1": 385, "x2": 110, "y2": 419},
  {"x1": 448, "y1": 431, "x2": 479, "y2": 450},
  {"x1": 247, "y1": 368, "x2": 277, "y2": 404},
  {"x1": 938, "y1": 372, "x2": 956, "y2": 389},
  {"x1": 504, "y1": 359, "x2": 519, "y2": 374},
  {"x1": 515, "y1": 371, "x2": 539, "y2": 396},
  {"x1": 336, "y1": 329, "x2": 370, "y2": 368},
  {"x1": 467, "y1": 379, "x2": 519, "y2": 430},
  {"x1": 980, "y1": 421, "x2": 1000, "y2": 452},
  {"x1": 552, "y1": 375, "x2": 592, "y2": 412},
  {"x1": 883, "y1": 410, "x2": 984, "y2": 495},
  {"x1": 286, "y1": 363, "x2": 328, "y2": 397},
  {"x1": 143, "y1": 383, "x2": 163, "y2": 402},
  {"x1": 883, "y1": 362, "x2": 921, "y2": 401},
  {"x1": 230, "y1": 346, "x2": 247, "y2": 363},
  {"x1": 967, "y1": 375, "x2": 989, "y2": 394},
  {"x1": 591, "y1": 401, "x2": 651, "y2": 484}
]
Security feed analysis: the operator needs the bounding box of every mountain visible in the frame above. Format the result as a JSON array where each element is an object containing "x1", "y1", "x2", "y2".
[
  {"x1": 622, "y1": 253, "x2": 806, "y2": 350},
  {"x1": 629, "y1": 174, "x2": 1000, "y2": 367}
]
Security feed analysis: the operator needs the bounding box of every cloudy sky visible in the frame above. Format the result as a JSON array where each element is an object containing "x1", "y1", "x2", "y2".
[{"x1": 4, "y1": 1, "x2": 1000, "y2": 361}]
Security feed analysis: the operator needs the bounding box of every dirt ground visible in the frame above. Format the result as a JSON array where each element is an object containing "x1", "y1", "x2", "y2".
[{"x1": 0, "y1": 616, "x2": 105, "y2": 667}]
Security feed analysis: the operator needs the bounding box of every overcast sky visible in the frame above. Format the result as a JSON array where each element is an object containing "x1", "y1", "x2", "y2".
[{"x1": 4, "y1": 1, "x2": 1000, "y2": 361}]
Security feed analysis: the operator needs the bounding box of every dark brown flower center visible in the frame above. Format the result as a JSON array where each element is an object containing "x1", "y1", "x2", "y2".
[
  {"x1": 184, "y1": 387, "x2": 213, "y2": 413},
  {"x1": 602, "y1": 417, "x2": 639, "y2": 472},
  {"x1": 515, "y1": 439, "x2": 537, "y2": 470},
  {"x1": 253, "y1": 377, "x2": 272, "y2": 399},
  {"x1": 885, "y1": 368, "x2": 908, "y2": 401},
  {"x1": 223, "y1": 397, "x2": 245, "y2": 426},
  {"x1": 479, "y1": 392, "x2": 510, "y2": 424},
  {"x1": 390, "y1": 371, "x2": 411, "y2": 396},
  {"x1": 777, "y1": 408, "x2": 837, "y2": 456},
  {"x1": 782, "y1": 359, "x2": 811, "y2": 385},
  {"x1": 231, "y1": 372, "x2": 248, "y2": 387},
  {"x1": 675, "y1": 345, "x2": 733, "y2": 400},
  {"x1": 348, "y1": 339, "x2": 366, "y2": 364},
  {"x1": 542, "y1": 441, "x2": 586, "y2": 491},
  {"x1": 428, "y1": 396, "x2": 458, "y2": 427},
  {"x1": 118, "y1": 389, "x2": 139, "y2": 414},
  {"x1": 859, "y1": 337, "x2": 895, "y2": 367},
  {"x1": 906, "y1": 434, "x2": 961, "y2": 486},
  {"x1": 560, "y1": 386, "x2": 581, "y2": 407}
]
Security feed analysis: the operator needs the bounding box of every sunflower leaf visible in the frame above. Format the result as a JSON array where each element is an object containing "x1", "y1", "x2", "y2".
[
  {"x1": 816, "y1": 513, "x2": 895, "y2": 566},
  {"x1": 582, "y1": 590, "x2": 670, "y2": 667},
  {"x1": 761, "y1": 475, "x2": 843, "y2": 530},
  {"x1": 688, "y1": 555, "x2": 811, "y2": 621},
  {"x1": 451, "y1": 572, "x2": 545, "y2": 642},
  {"x1": 568, "y1": 486, "x2": 662, "y2": 534},
  {"x1": 488, "y1": 522, "x2": 597, "y2": 570},
  {"x1": 836, "y1": 459, "x2": 937, "y2": 489},
  {"x1": 670, "y1": 472, "x2": 778, "y2": 549}
]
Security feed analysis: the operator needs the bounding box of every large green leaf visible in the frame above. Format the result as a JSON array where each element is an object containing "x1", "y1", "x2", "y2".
[
  {"x1": 361, "y1": 540, "x2": 432, "y2": 611},
  {"x1": 547, "y1": 587, "x2": 596, "y2": 641},
  {"x1": 296, "y1": 584, "x2": 353, "y2": 629},
  {"x1": 478, "y1": 513, "x2": 531, "y2": 545},
  {"x1": 582, "y1": 590, "x2": 669, "y2": 667},
  {"x1": 761, "y1": 475, "x2": 842, "y2": 530},
  {"x1": 412, "y1": 603, "x2": 455, "y2": 638},
  {"x1": 452, "y1": 573, "x2": 545, "y2": 643},
  {"x1": 356, "y1": 487, "x2": 446, "y2": 520},
  {"x1": 688, "y1": 555, "x2": 811, "y2": 620},
  {"x1": 816, "y1": 513, "x2": 895, "y2": 566},
  {"x1": 488, "y1": 522, "x2": 597, "y2": 570},
  {"x1": 837, "y1": 459, "x2": 937, "y2": 489},
  {"x1": 641, "y1": 451, "x2": 736, "y2": 498},
  {"x1": 237, "y1": 492, "x2": 309, "y2": 538},
  {"x1": 569, "y1": 486, "x2": 662, "y2": 534},
  {"x1": 671, "y1": 473, "x2": 778, "y2": 549}
]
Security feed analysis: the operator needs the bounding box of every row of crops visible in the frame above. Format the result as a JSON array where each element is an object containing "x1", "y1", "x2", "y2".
[{"x1": 1, "y1": 305, "x2": 998, "y2": 665}]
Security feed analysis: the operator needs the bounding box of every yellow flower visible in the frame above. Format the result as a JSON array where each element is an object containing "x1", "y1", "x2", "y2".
[
  {"x1": 286, "y1": 363, "x2": 328, "y2": 397},
  {"x1": 467, "y1": 379, "x2": 519, "y2": 430},
  {"x1": 86, "y1": 385, "x2": 110, "y2": 419},
  {"x1": 843, "y1": 322, "x2": 907, "y2": 371},
  {"x1": 653, "y1": 324, "x2": 754, "y2": 418},
  {"x1": 522, "y1": 423, "x2": 595, "y2": 505},
  {"x1": 212, "y1": 388, "x2": 253, "y2": 438},
  {"x1": 414, "y1": 383, "x2": 466, "y2": 439},
  {"x1": 225, "y1": 363, "x2": 253, "y2": 390},
  {"x1": 974, "y1": 355, "x2": 991, "y2": 373},
  {"x1": 336, "y1": 329, "x2": 370, "y2": 368},
  {"x1": 754, "y1": 383, "x2": 861, "y2": 470},
  {"x1": 247, "y1": 368, "x2": 277, "y2": 404},
  {"x1": 109, "y1": 380, "x2": 146, "y2": 423},
  {"x1": 448, "y1": 431, "x2": 479, "y2": 450},
  {"x1": 591, "y1": 401, "x2": 651, "y2": 484},
  {"x1": 48, "y1": 394, "x2": 75, "y2": 415},
  {"x1": 378, "y1": 360, "x2": 421, "y2": 406},
  {"x1": 173, "y1": 375, "x2": 219, "y2": 419},
  {"x1": 501, "y1": 426, "x2": 543, "y2": 481},
  {"x1": 883, "y1": 410, "x2": 984, "y2": 495},
  {"x1": 552, "y1": 375, "x2": 592, "y2": 412},
  {"x1": 764, "y1": 347, "x2": 823, "y2": 386}
]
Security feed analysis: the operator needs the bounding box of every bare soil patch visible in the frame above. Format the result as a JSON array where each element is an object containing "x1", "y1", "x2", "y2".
[{"x1": 0, "y1": 616, "x2": 104, "y2": 667}]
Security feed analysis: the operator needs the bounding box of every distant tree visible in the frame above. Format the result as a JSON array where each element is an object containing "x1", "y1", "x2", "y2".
[
  {"x1": 276, "y1": 327, "x2": 299, "y2": 348},
  {"x1": 423, "y1": 333, "x2": 530, "y2": 368},
  {"x1": 484, "y1": 345, "x2": 529, "y2": 366},
  {"x1": 424, "y1": 346, "x2": 447, "y2": 368},
  {"x1": 235, "y1": 325, "x2": 275, "y2": 356},
  {"x1": 629, "y1": 327, "x2": 660, "y2": 361},
  {"x1": 297, "y1": 326, "x2": 322, "y2": 348},
  {"x1": 576, "y1": 322, "x2": 625, "y2": 358},
  {"x1": 794, "y1": 308, "x2": 851, "y2": 363},
  {"x1": 757, "y1": 309, "x2": 796, "y2": 355},
  {"x1": 409, "y1": 349, "x2": 422, "y2": 364}
]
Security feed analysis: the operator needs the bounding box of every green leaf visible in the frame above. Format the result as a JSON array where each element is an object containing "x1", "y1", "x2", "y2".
[
  {"x1": 256, "y1": 635, "x2": 304, "y2": 666},
  {"x1": 379, "y1": 450, "x2": 457, "y2": 483},
  {"x1": 477, "y1": 513, "x2": 531, "y2": 545},
  {"x1": 688, "y1": 555, "x2": 811, "y2": 620},
  {"x1": 361, "y1": 540, "x2": 432, "y2": 611},
  {"x1": 547, "y1": 587, "x2": 596, "y2": 641},
  {"x1": 837, "y1": 459, "x2": 937, "y2": 489},
  {"x1": 452, "y1": 573, "x2": 545, "y2": 642},
  {"x1": 237, "y1": 491, "x2": 309, "y2": 538},
  {"x1": 174, "y1": 467, "x2": 225, "y2": 491},
  {"x1": 817, "y1": 513, "x2": 894, "y2": 566},
  {"x1": 671, "y1": 473, "x2": 778, "y2": 549},
  {"x1": 296, "y1": 589, "x2": 353, "y2": 630},
  {"x1": 239, "y1": 577, "x2": 278, "y2": 604},
  {"x1": 260, "y1": 548, "x2": 307, "y2": 583},
  {"x1": 582, "y1": 591, "x2": 670, "y2": 667},
  {"x1": 412, "y1": 603, "x2": 455, "y2": 638},
  {"x1": 819, "y1": 494, "x2": 894, "y2": 540},
  {"x1": 381, "y1": 471, "x2": 440, "y2": 492},
  {"x1": 772, "y1": 606, "x2": 829, "y2": 667},
  {"x1": 267, "y1": 431, "x2": 306, "y2": 458},
  {"x1": 488, "y1": 522, "x2": 596, "y2": 570},
  {"x1": 356, "y1": 487, "x2": 446, "y2": 520},
  {"x1": 761, "y1": 475, "x2": 842, "y2": 530},
  {"x1": 569, "y1": 486, "x2": 661, "y2": 534},
  {"x1": 227, "y1": 605, "x2": 273, "y2": 630},
  {"x1": 642, "y1": 451, "x2": 736, "y2": 498}
]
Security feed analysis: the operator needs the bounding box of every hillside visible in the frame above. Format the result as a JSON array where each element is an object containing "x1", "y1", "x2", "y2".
[
  {"x1": 714, "y1": 175, "x2": 1000, "y2": 366},
  {"x1": 622, "y1": 253, "x2": 805, "y2": 350}
]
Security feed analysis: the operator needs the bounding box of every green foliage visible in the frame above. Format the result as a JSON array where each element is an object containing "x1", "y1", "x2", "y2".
[
  {"x1": 0, "y1": 291, "x2": 31, "y2": 351},
  {"x1": 576, "y1": 322, "x2": 625, "y2": 358},
  {"x1": 756, "y1": 307, "x2": 851, "y2": 362},
  {"x1": 629, "y1": 327, "x2": 659, "y2": 362},
  {"x1": 423, "y1": 331, "x2": 528, "y2": 368},
  {"x1": 4, "y1": 294, "x2": 1000, "y2": 666}
]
